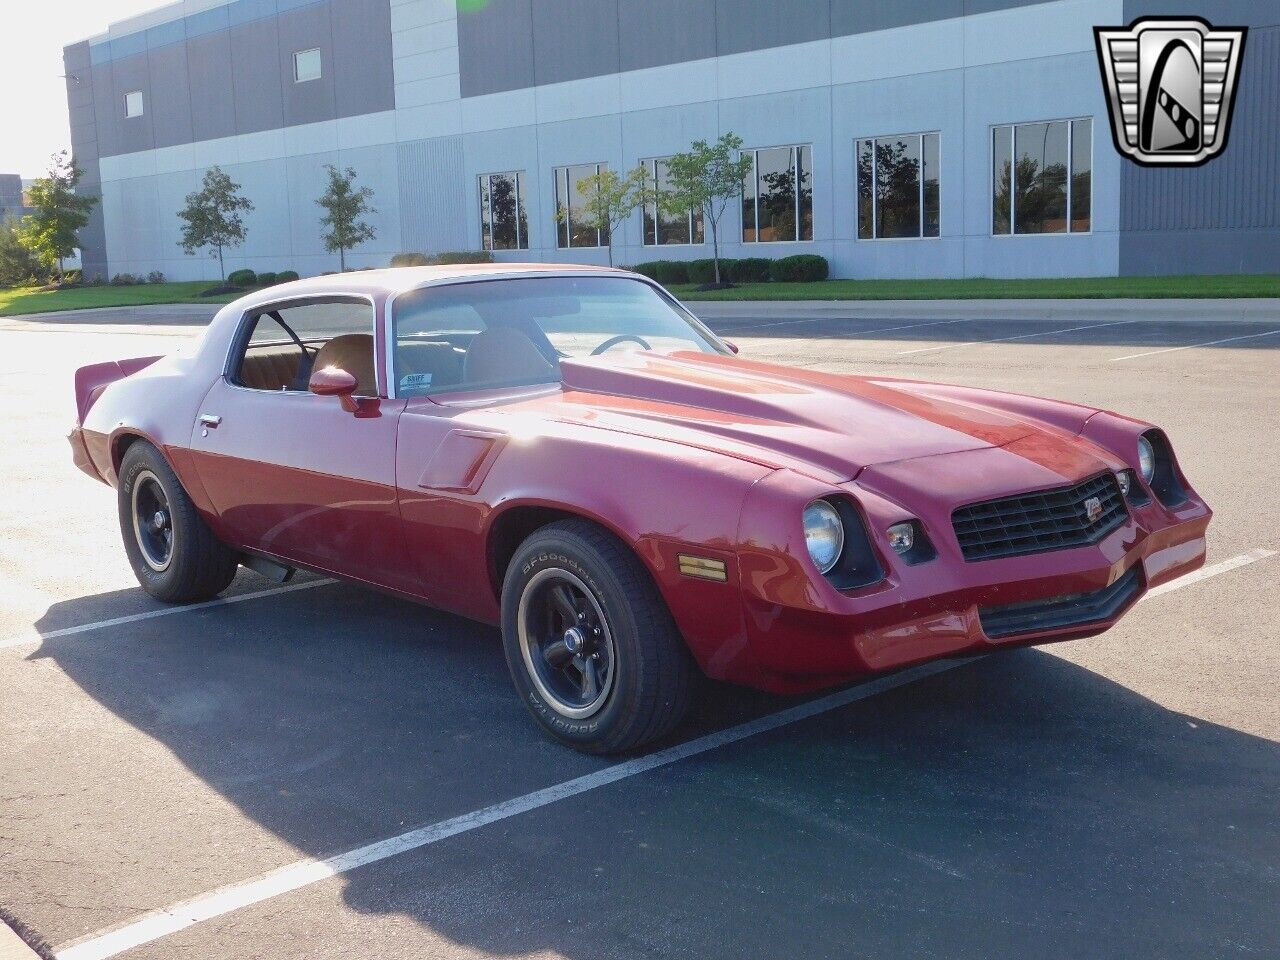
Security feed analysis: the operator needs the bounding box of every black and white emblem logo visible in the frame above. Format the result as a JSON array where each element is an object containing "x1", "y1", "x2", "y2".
[{"x1": 1094, "y1": 17, "x2": 1247, "y2": 166}]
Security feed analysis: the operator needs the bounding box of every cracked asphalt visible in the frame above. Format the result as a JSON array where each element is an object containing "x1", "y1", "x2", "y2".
[{"x1": 0, "y1": 300, "x2": 1277, "y2": 960}]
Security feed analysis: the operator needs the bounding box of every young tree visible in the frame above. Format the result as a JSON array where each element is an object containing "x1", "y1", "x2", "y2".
[
  {"x1": 557, "y1": 165, "x2": 647, "y2": 267},
  {"x1": 177, "y1": 166, "x2": 254, "y2": 281},
  {"x1": 17, "y1": 151, "x2": 98, "y2": 279},
  {"x1": 317, "y1": 165, "x2": 377, "y2": 271},
  {"x1": 662, "y1": 133, "x2": 754, "y2": 285}
]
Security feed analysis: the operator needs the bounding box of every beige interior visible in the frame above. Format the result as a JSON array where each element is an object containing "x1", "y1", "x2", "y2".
[
  {"x1": 312, "y1": 333, "x2": 377, "y2": 396},
  {"x1": 462, "y1": 327, "x2": 555, "y2": 386},
  {"x1": 239, "y1": 344, "x2": 302, "y2": 391}
]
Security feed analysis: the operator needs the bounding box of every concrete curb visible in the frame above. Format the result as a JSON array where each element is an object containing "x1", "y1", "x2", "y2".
[
  {"x1": 687, "y1": 297, "x2": 1280, "y2": 323},
  {"x1": 0, "y1": 916, "x2": 52, "y2": 960}
]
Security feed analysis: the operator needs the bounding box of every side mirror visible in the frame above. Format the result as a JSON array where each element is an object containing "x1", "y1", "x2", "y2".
[
  {"x1": 724, "y1": 340, "x2": 740, "y2": 354},
  {"x1": 309, "y1": 366, "x2": 359, "y2": 412}
]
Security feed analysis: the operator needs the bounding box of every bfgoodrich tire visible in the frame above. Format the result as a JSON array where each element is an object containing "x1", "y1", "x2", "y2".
[
  {"x1": 501, "y1": 519, "x2": 695, "y2": 754},
  {"x1": 117, "y1": 440, "x2": 238, "y2": 603}
]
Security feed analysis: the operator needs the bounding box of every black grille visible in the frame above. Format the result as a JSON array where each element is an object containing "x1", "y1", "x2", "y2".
[
  {"x1": 952, "y1": 472, "x2": 1128, "y2": 562},
  {"x1": 979, "y1": 566, "x2": 1144, "y2": 639}
]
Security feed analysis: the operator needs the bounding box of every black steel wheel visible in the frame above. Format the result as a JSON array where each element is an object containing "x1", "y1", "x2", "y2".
[
  {"x1": 118, "y1": 440, "x2": 238, "y2": 603},
  {"x1": 501, "y1": 519, "x2": 695, "y2": 754}
]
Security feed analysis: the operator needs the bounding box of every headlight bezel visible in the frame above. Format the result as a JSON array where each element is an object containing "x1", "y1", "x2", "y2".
[
  {"x1": 802, "y1": 497, "x2": 885, "y2": 591},
  {"x1": 1137, "y1": 434, "x2": 1156, "y2": 483},
  {"x1": 1138, "y1": 429, "x2": 1188, "y2": 507}
]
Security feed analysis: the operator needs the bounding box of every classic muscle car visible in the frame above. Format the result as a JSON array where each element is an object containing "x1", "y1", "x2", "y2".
[{"x1": 71, "y1": 265, "x2": 1211, "y2": 752}]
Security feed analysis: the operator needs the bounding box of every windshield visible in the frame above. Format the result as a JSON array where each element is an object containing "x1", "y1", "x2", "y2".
[{"x1": 391, "y1": 275, "x2": 724, "y2": 397}]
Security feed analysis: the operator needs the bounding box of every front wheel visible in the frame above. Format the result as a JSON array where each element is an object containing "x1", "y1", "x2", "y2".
[
  {"x1": 118, "y1": 440, "x2": 239, "y2": 603},
  {"x1": 501, "y1": 520, "x2": 695, "y2": 754}
]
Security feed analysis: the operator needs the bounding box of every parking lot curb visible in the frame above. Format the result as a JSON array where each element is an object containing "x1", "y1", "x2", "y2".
[{"x1": 0, "y1": 911, "x2": 53, "y2": 960}]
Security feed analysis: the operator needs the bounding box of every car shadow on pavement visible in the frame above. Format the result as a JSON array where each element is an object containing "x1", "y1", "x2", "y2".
[{"x1": 29, "y1": 580, "x2": 1280, "y2": 959}]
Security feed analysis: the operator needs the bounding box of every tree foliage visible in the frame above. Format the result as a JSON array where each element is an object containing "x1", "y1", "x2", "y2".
[
  {"x1": 317, "y1": 165, "x2": 377, "y2": 271},
  {"x1": 558, "y1": 165, "x2": 647, "y2": 266},
  {"x1": 661, "y1": 134, "x2": 753, "y2": 284},
  {"x1": 17, "y1": 151, "x2": 98, "y2": 278},
  {"x1": 177, "y1": 166, "x2": 254, "y2": 280},
  {"x1": 0, "y1": 221, "x2": 44, "y2": 286}
]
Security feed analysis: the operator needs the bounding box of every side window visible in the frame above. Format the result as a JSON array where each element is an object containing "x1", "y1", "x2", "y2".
[{"x1": 233, "y1": 300, "x2": 377, "y2": 396}]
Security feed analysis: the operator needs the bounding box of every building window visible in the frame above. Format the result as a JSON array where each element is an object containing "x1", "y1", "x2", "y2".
[
  {"x1": 478, "y1": 172, "x2": 529, "y2": 250},
  {"x1": 856, "y1": 132, "x2": 939, "y2": 240},
  {"x1": 640, "y1": 158, "x2": 703, "y2": 246},
  {"x1": 294, "y1": 48, "x2": 322, "y2": 83},
  {"x1": 993, "y1": 118, "x2": 1091, "y2": 235},
  {"x1": 554, "y1": 163, "x2": 607, "y2": 249},
  {"x1": 124, "y1": 90, "x2": 144, "y2": 118},
  {"x1": 741, "y1": 145, "x2": 812, "y2": 243}
]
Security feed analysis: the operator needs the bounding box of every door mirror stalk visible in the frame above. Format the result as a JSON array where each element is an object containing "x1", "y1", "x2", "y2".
[{"x1": 309, "y1": 366, "x2": 364, "y2": 413}]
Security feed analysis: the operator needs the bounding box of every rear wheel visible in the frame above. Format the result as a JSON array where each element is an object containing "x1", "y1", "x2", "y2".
[
  {"x1": 501, "y1": 519, "x2": 695, "y2": 754},
  {"x1": 118, "y1": 440, "x2": 238, "y2": 602}
]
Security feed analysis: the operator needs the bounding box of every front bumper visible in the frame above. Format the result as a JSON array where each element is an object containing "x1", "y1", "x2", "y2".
[{"x1": 737, "y1": 474, "x2": 1211, "y2": 693}]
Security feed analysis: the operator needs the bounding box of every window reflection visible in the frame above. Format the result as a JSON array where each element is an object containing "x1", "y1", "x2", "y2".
[
  {"x1": 642, "y1": 158, "x2": 703, "y2": 246},
  {"x1": 855, "y1": 132, "x2": 939, "y2": 239},
  {"x1": 554, "y1": 163, "x2": 607, "y2": 249},
  {"x1": 478, "y1": 171, "x2": 528, "y2": 251},
  {"x1": 992, "y1": 119, "x2": 1091, "y2": 235},
  {"x1": 742, "y1": 145, "x2": 812, "y2": 243}
]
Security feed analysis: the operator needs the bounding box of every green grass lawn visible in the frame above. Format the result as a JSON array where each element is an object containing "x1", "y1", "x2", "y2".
[
  {"x1": 0, "y1": 281, "x2": 241, "y2": 317},
  {"x1": 671, "y1": 274, "x2": 1280, "y2": 300}
]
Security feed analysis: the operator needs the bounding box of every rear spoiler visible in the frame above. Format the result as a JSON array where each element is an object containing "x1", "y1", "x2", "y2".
[{"x1": 74, "y1": 355, "x2": 162, "y2": 423}]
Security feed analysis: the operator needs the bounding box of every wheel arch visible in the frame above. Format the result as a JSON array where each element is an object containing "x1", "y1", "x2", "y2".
[{"x1": 485, "y1": 501, "x2": 648, "y2": 606}]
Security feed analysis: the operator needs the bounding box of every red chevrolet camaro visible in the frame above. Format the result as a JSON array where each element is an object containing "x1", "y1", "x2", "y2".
[{"x1": 71, "y1": 265, "x2": 1211, "y2": 752}]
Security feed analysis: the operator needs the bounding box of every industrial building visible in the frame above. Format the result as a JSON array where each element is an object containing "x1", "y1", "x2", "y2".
[{"x1": 64, "y1": 0, "x2": 1279, "y2": 282}]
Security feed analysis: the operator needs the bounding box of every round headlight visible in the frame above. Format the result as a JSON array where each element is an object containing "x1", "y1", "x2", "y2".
[
  {"x1": 1137, "y1": 435, "x2": 1156, "y2": 483},
  {"x1": 803, "y1": 500, "x2": 845, "y2": 575}
]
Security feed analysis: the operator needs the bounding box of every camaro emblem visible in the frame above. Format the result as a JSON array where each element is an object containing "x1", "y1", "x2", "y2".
[
  {"x1": 1094, "y1": 16, "x2": 1246, "y2": 166},
  {"x1": 1085, "y1": 497, "x2": 1104, "y2": 523}
]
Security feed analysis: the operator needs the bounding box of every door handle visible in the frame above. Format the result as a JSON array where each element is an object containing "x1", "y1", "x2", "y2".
[{"x1": 199, "y1": 414, "x2": 222, "y2": 428}]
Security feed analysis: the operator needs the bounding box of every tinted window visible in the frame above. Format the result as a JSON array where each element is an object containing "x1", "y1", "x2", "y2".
[
  {"x1": 479, "y1": 171, "x2": 528, "y2": 250},
  {"x1": 554, "y1": 163, "x2": 607, "y2": 249},
  {"x1": 993, "y1": 119, "x2": 1091, "y2": 235},
  {"x1": 742, "y1": 145, "x2": 812, "y2": 243}
]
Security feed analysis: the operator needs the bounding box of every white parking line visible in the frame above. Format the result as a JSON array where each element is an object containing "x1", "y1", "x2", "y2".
[
  {"x1": 895, "y1": 320, "x2": 1133, "y2": 356},
  {"x1": 52, "y1": 547, "x2": 1275, "y2": 960},
  {"x1": 1108, "y1": 328, "x2": 1280, "y2": 361},
  {"x1": 54, "y1": 657, "x2": 967, "y2": 960},
  {"x1": 1142, "y1": 548, "x2": 1276, "y2": 600},
  {"x1": 0, "y1": 578, "x2": 336, "y2": 652}
]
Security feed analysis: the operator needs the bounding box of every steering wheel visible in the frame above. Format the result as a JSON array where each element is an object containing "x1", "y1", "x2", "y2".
[{"x1": 590, "y1": 334, "x2": 652, "y2": 355}]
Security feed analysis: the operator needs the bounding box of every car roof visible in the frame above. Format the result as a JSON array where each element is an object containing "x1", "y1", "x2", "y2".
[{"x1": 228, "y1": 262, "x2": 631, "y2": 310}]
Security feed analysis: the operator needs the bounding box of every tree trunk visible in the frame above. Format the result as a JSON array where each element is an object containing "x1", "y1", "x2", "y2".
[
  {"x1": 339, "y1": 246, "x2": 346, "y2": 272},
  {"x1": 216, "y1": 244, "x2": 225, "y2": 281},
  {"x1": 710, "y1": 216, "x2": 720, "y2": 284}
]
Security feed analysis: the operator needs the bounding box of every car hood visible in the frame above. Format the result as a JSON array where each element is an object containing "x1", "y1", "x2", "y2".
[{"x1": 490, "y1": 351, "x2": 1050, "y2": 483}]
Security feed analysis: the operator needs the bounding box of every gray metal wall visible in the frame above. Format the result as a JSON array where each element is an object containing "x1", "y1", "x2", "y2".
[
  {"x1": 1118, "y1": 1, "x2": 1280, "y2": 275},
  {"x1": 64, "y1": 41, "x2": 109, "y2": 280},
  {"x1": 82, "y1": 0, "x2": 394, "y2": 158},
  {"x1": 457, "y1": 0, "x2": 1060, "y2": 97}
]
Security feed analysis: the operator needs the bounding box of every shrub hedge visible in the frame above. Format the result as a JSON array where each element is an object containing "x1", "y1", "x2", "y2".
[
  {"x1": 626, "y1": 255, "x2": 830, "y2": 285},
  {"x1": 277, "y1": 270, "x2": 300, "y2": 282},
  {"x1": 256, "y1": 271, "x2": 278, "y2": 286},
  {"x1": 391, "y1": 250, "x2": 495, "y2": 267},
  {"x1": 227, "y1": 268, "x2": 257, "y2": 287},
  {"x1": 729, "y1": 257, "x2": 772, "y2": 283},
  {"x1": 769, "y1": 254, "x2": 828, "y2": 282}
]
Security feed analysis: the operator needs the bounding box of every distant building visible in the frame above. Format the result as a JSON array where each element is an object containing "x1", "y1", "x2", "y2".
[
  {"x1": 64, "y1": 0, "x2": 1280, "y2": 282},
  {"x1": 0, "y1": 174, "x2": 30, "y2": 225}
]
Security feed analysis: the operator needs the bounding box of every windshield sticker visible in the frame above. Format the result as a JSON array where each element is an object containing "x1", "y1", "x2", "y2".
[{"x1": 400, "y1": 373, "x2": 433, "y2": 390}]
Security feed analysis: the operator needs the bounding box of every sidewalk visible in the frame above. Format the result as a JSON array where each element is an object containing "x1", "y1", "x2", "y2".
[{"x1": 688, "y1": 297, "x2": 1280, "y2": 323}]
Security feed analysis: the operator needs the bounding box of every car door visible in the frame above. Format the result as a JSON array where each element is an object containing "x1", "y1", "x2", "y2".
[{"x1": 187, "y1": 296, "x2": 417, "y2": 594}]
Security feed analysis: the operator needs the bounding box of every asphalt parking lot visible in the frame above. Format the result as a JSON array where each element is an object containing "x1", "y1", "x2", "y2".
[{"x1": 1, "y1": 302, "x2": 1277, "y2": 960}]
